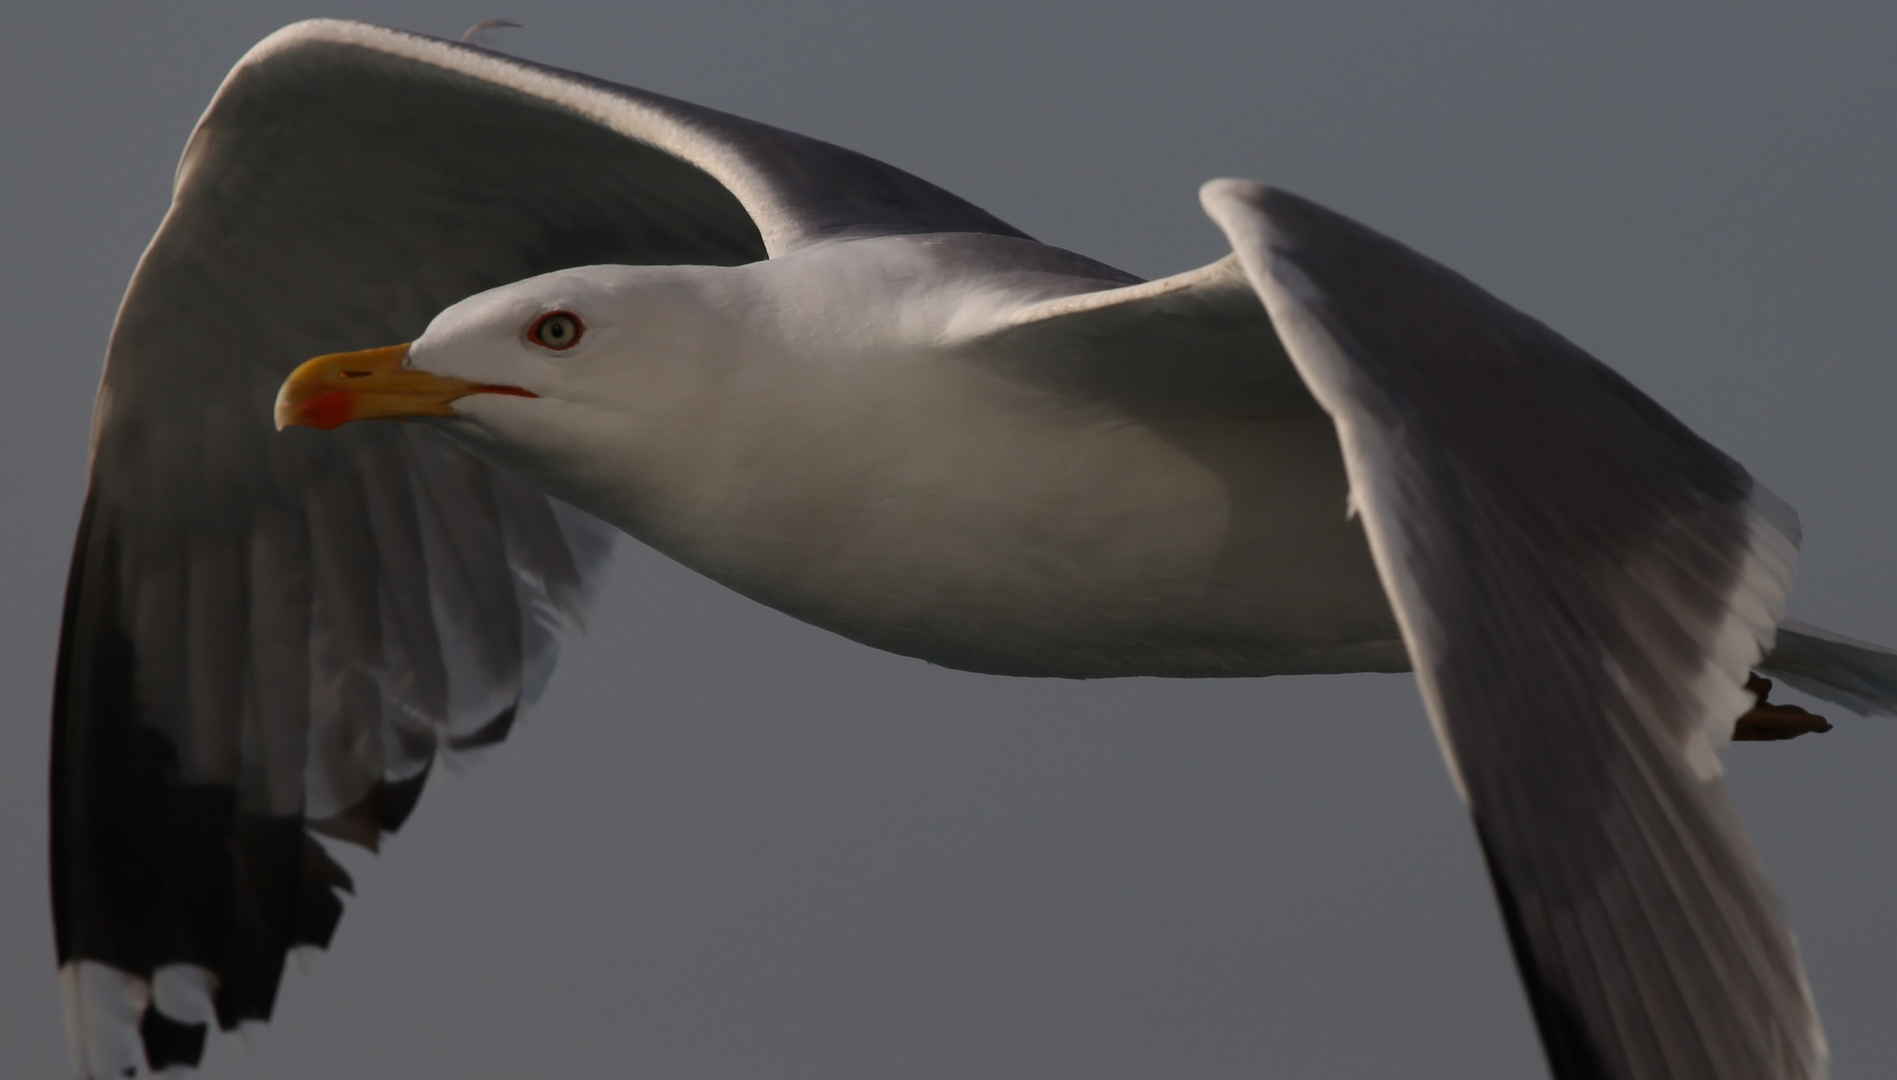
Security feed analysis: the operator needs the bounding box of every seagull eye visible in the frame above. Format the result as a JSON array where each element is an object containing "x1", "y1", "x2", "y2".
[{"x1": 528, "y1": 311, "x2": 584, "y2": 350}]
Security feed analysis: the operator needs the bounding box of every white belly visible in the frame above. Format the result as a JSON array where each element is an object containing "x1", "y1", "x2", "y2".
[{"x1": 532, "y1": 350, "x2": 1407, "y2": 679}]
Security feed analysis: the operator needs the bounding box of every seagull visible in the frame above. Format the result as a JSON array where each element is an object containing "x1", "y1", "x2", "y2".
[{"x1": 51, "y1": 17, "x2": 1897, "y2": 1080}]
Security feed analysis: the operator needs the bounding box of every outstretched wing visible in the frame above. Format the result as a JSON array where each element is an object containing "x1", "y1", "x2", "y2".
[
  {"x1": 1203, "y1": 181, "x2": 1820, "y2": 1080},
  {"x1": 972, "y1": 183, "x2": 1823, "y2": 1078},
  {"x1": 56, "y1": 19, "x2": 1032, "y2": 1077}
]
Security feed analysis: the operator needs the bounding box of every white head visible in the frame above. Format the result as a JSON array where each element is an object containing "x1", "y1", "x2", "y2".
[{"x1": 275, "y1": 264, "x2": 750, "y2": 526}]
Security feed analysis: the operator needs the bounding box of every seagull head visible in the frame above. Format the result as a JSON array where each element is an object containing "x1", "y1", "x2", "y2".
[
  {"x1": 273, "y1": 263, "x2": 747, "y2": 522},
  {"x1": 273, "y1": 265, "x2": 711, "y2": 433}
]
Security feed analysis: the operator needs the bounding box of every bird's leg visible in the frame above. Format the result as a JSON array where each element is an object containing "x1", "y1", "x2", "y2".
[{"x1": 1732, "y1": 674, "x2": 1833, "y2": 741}]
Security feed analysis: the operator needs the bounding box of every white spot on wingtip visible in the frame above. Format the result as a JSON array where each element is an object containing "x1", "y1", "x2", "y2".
[
  {"x1": 61, "y1": 961, "x2": 149, "y2": 1080},
  {"x1": 152, "y1": 964, "x2": 218, "y2": 1027}
]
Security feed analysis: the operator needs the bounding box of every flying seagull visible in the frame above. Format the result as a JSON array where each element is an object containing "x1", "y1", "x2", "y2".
[{"x1": 52, "y1": 18, "x2": 1897, "y2": 1080}]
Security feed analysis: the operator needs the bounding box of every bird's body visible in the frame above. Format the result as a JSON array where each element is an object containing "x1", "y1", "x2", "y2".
[
  {"x1": 439, "y1": 240, "x2": 1401, "y2": 679},
  {"x1": 49, "y1": 18, "x2": 1897, "y2": 1080}
]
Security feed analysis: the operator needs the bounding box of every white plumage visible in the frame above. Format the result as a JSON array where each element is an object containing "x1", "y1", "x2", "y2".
[{"x1": 51, "y1": 18, "x2": 1897, "y2": 1080}]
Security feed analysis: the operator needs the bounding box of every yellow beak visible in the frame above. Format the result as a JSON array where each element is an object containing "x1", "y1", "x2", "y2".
[{"x1": 274, "y1": 343, "x2": 536, "y2": 431}]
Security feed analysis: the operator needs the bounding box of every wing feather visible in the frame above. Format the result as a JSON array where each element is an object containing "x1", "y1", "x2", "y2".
[
  {"x1": 1201, "y1": 179, "x2": 1823, "y2": 1080},
  {"x1": 237, "y1": 19, "x2": 1030, "y2": 256},
  {"x1": 53, "y1": 16, "x2": 996, "y2": 1075}
]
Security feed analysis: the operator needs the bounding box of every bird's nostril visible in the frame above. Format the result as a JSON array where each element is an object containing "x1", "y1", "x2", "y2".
[{"x1": 338, "y1": 370, "x2": 372, "y2": 379}]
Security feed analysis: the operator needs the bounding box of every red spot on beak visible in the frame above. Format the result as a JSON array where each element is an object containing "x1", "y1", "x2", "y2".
[{"x1": 295, "y1": 389, "x2": 360, "y2": 431}]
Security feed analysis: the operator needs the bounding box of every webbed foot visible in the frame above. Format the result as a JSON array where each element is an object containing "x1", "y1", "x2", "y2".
[{"x1": 1734, "y1": 674, "x2": 1833, "y2": 741}]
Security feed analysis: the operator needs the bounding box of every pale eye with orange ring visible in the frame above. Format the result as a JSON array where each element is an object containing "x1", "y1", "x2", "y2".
[{"x1": 528, "y1": 311, "x2": 584, "y2": 350}]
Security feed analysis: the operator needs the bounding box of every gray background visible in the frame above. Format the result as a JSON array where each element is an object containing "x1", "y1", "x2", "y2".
[{"x1": 4, "y1": 3, "x2": 1896, "y2": 1077}]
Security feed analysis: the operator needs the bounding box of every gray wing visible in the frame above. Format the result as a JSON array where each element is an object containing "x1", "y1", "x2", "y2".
[
  {"x1": 977, "y1": 253, "x2": 1320, "y2": 418},
  {"x1": 54, "y1": 19, "x2": 1031, "y2": 1078},
  {"x1": 260, "y1": 19, "x2": 1029, "y2": 256},
  {"x1": 972, "y1": 183, "x2": 1824, "y2": 1078},
  {"x1": 1199, "y1": 181, "x2": 1821, "y2": 1080}
]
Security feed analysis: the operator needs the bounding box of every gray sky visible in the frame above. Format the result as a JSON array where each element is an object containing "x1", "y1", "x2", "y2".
[{"x1": 5, "y1": 4, "x2": 1897, "y2": 1077}]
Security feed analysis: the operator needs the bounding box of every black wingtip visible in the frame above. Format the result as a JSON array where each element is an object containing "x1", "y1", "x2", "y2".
[
  {"x1": 1476, "y1": 826, "x2": 1612, "y2": 1080},
  {"x1": 447, "y1": 701, "x2": 519, "y2": 751},
  {"x1": 139, "y1": 1006, "x2": 208, "y2": 1071},
  {"x1": 309, "y1": 760, "x2": 436, "y2": 851}
]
